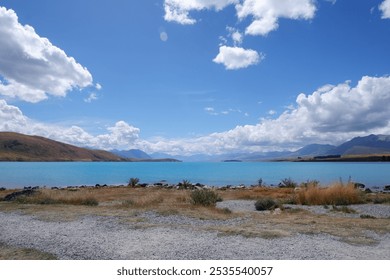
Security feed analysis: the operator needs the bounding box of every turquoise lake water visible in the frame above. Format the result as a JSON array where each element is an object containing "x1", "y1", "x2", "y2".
[{"x1": 0, "y1": 162, "x2": 389, "y2": 189}]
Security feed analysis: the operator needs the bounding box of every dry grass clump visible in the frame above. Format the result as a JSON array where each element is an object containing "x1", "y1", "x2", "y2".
[
  {"x1": 295, "y1": 182, "x2": 364, "y2": 206},
  {"x1": 14, "y1": 189, "x2": 98, "y2": 206},
  {"x1": 220, "y1": 187, "x2": 294, "y2": 201}
]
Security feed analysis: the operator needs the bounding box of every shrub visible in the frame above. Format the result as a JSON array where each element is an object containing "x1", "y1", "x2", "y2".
[
  {"x1": 279, "y1": 178, "x2": 297, "y2": 188},
  {"x1": 179, "y1": 180, "x2": 193, "y2": 190},
  {"x1": 190, "y1": 189, "x2": 221, "y2": 206},
  {"x1": 360, "y1": 214, "x2": 377, "y2": 219},
  {"x1": 128, "y1": 178, "x2": 140, "y2": 188},
  {"x1": 255, "y1": 197, "x2": 278, "y2": 211}
]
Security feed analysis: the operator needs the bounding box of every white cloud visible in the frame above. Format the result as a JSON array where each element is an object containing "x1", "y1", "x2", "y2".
[
  {"x1": 84, "y1": 92, "x2": 98, "y2": 103},
  {"x1": 164, "y1": 0, "x2": 238, "y2": 24},
  {"x1": 164, "y1": 0, "x2": 317, "y2": 69},
  {"x1": 379, "y1": 0, "x2": 390, "y2": 18},
  {"x1": 324, "y1": 0, "x2": 337, "y2": 5},
  {"x1": 95, "y1": 83, "x2": 102, "y2": 90},
  {"x1": 204, "y1": 107, "x2": 218, "y2": 115},
  {"x1": 96, "y1": 121, "x2": 140, "y2": 149},
  {"x1": 140, "y1": 75, "x2": 390, "y2": 155},
  {"x1": 213, "y1": 45, "x2": 262, "y2": 69},
  {"x1": 0, "y1": 99, "x2": 28, "y2": 130},
  {"x1": 268, "y1": 110, "x2": 276, "y2": 115},
  {"x1": 236, "y1": 0, "x2": 316, "y2": 36},
  {"x1": 0, "y1": 99, "x2": 140, "y2": 150},
  {"x1": 2, "y1": 75, "x2": 390, "y2": 155},
  {"x1": 226, "y1": 26, "x2": 243, "y2": 46},
  {"x1": 160, "y1": 31, "x2": 169, "y2": 42},
  {"x1": 0, "y1": 6, "x2": 93, "y2": 103}
]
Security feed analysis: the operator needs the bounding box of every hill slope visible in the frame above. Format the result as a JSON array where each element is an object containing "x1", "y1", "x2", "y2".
[
  {"x1": 0, "y1": 132, "x2": 124, "y2": 161},
  {"x1": 330, "y1": 134, "x2": 390, "y2": 155},
  {"x1": 110, "y1": 149, "x2": 152, "y2": 159}
]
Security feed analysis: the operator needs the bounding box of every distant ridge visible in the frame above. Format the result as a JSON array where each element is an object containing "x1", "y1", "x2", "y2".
[
  {"x1": 153, "y1": 134, "x2": 390, "y2": 162},
  {"x1": 0, "y1": 132, "x2": 124, "y2": 162},
  {"x1": 110, "y1": 149, "x2": 152, "y2": 160},
  {"x1": 329, "y1": 134, "x2": 390, "y2": 155}
]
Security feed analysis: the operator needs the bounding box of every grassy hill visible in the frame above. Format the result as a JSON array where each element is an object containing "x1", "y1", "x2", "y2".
[{"x1": 0, "y1": 132, "x2": 124, "y2": 162}]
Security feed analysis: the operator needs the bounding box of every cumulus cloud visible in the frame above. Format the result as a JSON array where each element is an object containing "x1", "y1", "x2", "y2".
[
  {"x1": 0, "y1": 99, "x2": 28, "y2": 131},
  {"x1": 236, "y1": 0, "x2": 316, "y2": 36},
  {"x1": 96, "y1": 121, "x2": 140, "y2": 149},
  {"x1": 209, "y1": 76, "x2": 390, "y2": 151},
  {"x1": 2, "y1": 76, "x2": 389, "y2": 155},
  {"x1": 164, "y1": 1, "x2": 316, "y2": 69},
  {"x1": 164, "y1": 0, "x2": 238, "y2": 24},
  {"x1": 379, "y1": 0, "x2": 390, "y2": 18},
  {"x1": 140, "y1": 75, "x2": 390, "y2": 155},
  {"x1": 0, "y1": 99, "x2": 139, "y2": 150},
  {"x1": 0, "y1": 6, "x2": 93, "y2": 102},
  {"x1": 213, "y1": 45, "x2": 262, "y2": 70}
]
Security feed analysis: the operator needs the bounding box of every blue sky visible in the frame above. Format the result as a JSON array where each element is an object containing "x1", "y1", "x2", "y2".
[{"x1": 1, "y1": 0, "x2": 390, "y2": 155}]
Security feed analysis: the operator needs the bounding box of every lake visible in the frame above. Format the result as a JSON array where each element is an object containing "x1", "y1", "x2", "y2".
[{"x1": 0, "y1": 162, "x2": 389, "y2": 189}]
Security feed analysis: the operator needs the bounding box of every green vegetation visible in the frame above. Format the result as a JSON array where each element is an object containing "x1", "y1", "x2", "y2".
[
  {"x1": 128, "y1": 177, "x2": 140, "y2": 188},
  {"x1": 279, "y1": 178, "x2": 298, "y2": 188},
  {"x1": 360, "y1": 214, "x2": 377, "y2": 219},
  {"x1": 179, "y1": 179, "x2": 193, "y2": 190},
  {"x1": 190, "y1": 189, "x2": 222, "y2": 206},
  {"x1": 255, "y1": 197, "x2": 279, "y2": 211}
]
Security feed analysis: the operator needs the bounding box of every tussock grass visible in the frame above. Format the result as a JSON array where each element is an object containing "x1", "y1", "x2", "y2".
[
  {"x1": 295, "y1": 182, "x2": 364, "y2": 206},
  {"x1": 13, "y1": 189, "x2": 98, "y2": 206}
]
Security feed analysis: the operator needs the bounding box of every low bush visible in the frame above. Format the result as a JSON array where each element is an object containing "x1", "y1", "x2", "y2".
[
  {"x1": 360, "y1": 214, "x2": 377, "y2": 219},
  {"x1": 190, "y1": 189, "x2": 221, "y2": 206},
  {"x1": 255, "y1": 197, "x2": 278, "y2": 211},
  {"x1": 128, "y1": 178, "x2": 140, "y2": 188},
  {"x1": 279, "y1": 178, "x2": 297, "y2": 188},
  {"x1": 179, "y1": 180, "x2": 193, "y2": 190}
]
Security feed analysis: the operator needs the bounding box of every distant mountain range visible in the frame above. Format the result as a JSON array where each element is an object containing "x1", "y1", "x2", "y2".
[
  {"x1": 1, "y1": 132, "x2": 389, "y2": 162},
  {"x1": 150, "y1": 134, "x2": 390, "y2": 161},
  {"x1": 110, "y1": 149, "x2": 151, "y2": 160}
]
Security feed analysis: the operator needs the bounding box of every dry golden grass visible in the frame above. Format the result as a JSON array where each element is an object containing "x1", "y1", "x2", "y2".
[
  {"x1": 295, "y1": 183, "x2": 364, "y2": 205},
  {"x1": 11, "y1": 188, "x2": 98, "y2": 206},
  {"x1": 218, "y1": 187, "x2": 294, "y2": 201}
]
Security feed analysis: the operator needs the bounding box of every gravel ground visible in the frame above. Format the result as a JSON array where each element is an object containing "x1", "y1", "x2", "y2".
[
  {"x1": 217, "y1": 200, "x2": 390, "y2": 218},
  {"x1": 1, "y1": 202, "x2": 390, "y2": 260}
]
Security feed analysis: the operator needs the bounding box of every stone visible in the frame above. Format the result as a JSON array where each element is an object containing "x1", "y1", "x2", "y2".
[{"x1": 3, "y1": 189, "x2": 36, "y2": 201}]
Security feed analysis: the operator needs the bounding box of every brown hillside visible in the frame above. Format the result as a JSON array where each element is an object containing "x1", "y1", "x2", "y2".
[{"x1": 0, "y1": 132, "x2": 124, "y2": 161}]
